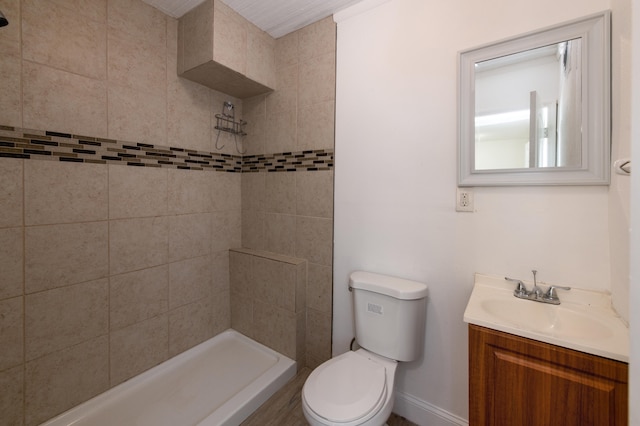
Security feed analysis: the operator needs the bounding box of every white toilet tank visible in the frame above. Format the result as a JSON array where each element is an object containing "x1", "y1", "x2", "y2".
[{"x1": 350, "y1": 271, "x2": 428, "y2": 362}]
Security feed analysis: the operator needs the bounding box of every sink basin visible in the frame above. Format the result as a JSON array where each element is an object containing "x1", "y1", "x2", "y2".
[
  {"x1": 464, "y1": 274, "x2": 629, "y2": 362},
  {"x1": 480, "y1": 299, "x2": 613, "y2": 340}
]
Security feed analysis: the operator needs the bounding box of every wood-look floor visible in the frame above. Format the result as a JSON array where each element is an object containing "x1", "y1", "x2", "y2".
[{"x1": 241, "y1": 368, "x2": 418, "y2": 426}]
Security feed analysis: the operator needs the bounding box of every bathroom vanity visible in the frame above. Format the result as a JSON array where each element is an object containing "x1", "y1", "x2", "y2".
[
  {"x1": 469, "y1": 325, "x2": 628, "y2": 426},
  {"x1": 464, "y1": 274, "x2": 629, "y2": 426}
]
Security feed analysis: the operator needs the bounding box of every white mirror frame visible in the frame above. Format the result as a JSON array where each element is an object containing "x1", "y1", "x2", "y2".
[{"x1": 458, "y1": 11, "x2": 611, "y2": 186}]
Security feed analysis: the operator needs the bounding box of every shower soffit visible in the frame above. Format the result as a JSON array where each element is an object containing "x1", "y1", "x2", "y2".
[{"x1": 141, "y1": 0, "x2": 364, "y2": 38}]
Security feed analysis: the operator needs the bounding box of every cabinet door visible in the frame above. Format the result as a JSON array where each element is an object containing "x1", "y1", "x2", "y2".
[{"x1": 469, "y1": 325, "x2": 628, "y2": 426}]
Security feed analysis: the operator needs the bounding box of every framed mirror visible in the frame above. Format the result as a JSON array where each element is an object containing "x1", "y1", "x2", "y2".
[{"x1": 458, "y1": 11, "x2": 610, "y2": 186}]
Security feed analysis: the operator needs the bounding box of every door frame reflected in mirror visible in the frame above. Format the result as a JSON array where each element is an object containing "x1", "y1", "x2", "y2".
[{"x1": 458, "y1": 11, "x2": 611, "y2": 186}]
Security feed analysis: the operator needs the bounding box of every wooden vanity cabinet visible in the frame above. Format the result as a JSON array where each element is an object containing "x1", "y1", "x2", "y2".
[{"x1": 469, "y1": 324, "x2": 628, "y2": 426}]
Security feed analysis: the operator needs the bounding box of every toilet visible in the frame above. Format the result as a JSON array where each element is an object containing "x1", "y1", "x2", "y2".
[{"x1": 302, "y1": 271, "x2": 428, "y2": 426}]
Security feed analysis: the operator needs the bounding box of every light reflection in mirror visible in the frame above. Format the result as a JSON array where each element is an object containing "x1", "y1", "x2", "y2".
[{"x1": 473, "y1": 40, "x2": 581, "y2": 171}]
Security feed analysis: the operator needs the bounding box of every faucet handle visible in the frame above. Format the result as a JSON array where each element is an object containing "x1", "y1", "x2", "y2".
[
  {"x1": 505, "y1": 277, "x2": 528, "y2": 296},
  {"x1": 543, "y1": 285, "x2": 571, "y2": 302}
]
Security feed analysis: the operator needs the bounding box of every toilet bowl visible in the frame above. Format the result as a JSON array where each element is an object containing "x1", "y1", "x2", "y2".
[
  {"x1": 302, "y1": 349, "x2": 397, "y2": 426},
  {"x1": 302, "y1": 271, "x2": 428, "y2": 426}
]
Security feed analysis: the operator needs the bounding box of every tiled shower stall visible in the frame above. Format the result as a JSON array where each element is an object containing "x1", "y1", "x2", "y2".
[{"x1": 0, "y1": 0, "x2": 335, "y2": 424}]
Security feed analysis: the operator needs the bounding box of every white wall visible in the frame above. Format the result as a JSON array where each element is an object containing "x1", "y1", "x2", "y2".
[{"x1": 333, "y1": 0, "x2": 619, "y2": 423}]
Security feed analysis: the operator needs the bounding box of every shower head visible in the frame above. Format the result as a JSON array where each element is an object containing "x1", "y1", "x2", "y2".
[{"x1": 0, "y1": 11, "x2": 8, "y2": 27}]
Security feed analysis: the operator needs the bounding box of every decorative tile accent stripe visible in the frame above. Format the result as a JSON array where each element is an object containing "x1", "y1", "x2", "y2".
[
  {"x1": 242, "y1": 150, "x2": 334, "y2": 172},
  {"x1": 0, "y1": 125, "x2": 333, "y2": 173}
]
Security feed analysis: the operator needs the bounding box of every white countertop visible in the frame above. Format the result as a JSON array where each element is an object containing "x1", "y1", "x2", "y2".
[{"x1": 463, "y1": 274, "x2": 629, "y2": 363}]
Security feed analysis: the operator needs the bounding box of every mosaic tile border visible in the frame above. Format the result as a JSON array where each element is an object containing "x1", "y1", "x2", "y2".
[
  {"x1": 242, "y1": 150, "x2": 333, "y2": 172},
  {"x1": 0, "y1": 125, "x2": 334, "y2": 173}
]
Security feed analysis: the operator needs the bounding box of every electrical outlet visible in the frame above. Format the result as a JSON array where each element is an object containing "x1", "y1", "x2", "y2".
[{"x1": 456, "y1": 188, "x2": 474, "y2": 212}]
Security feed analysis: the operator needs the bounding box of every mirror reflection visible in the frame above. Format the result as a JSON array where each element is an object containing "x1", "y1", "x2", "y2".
[
  {"x1": 458, "y1": 11, "x2": 610, "y2": 186},
  {"x1": 474, "y1": 39, "x2": 581, "y2": 171}
]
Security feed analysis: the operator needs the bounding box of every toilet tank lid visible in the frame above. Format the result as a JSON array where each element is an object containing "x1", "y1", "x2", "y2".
[{"x1": 349, "y1": 271, "x2": 428, "y2": 300}]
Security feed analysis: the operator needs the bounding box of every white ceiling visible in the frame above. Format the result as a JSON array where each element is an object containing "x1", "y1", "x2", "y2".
[{"x1": 142, "y1": 0, "x2": 364, "y2": 38}]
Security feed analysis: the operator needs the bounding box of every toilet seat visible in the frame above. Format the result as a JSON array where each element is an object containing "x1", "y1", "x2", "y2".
[{"x1": 303, "y1": 351, "x2": 387, "y2": 423}]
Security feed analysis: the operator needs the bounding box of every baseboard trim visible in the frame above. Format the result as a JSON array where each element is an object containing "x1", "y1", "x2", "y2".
[{"x1": 393, "y1": 391, "x2": 468, "y2": 426}]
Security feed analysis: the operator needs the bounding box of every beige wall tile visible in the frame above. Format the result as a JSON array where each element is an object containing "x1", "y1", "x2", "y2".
[
  {"x1": 296, "y1": 310, "x2": 306, "y2": 365},
  {"x1": 230, "y1": 292, "x2": 253, "y2": 338},
  {"x1": 107, "y1": 84, "x2": 167, "y2": 145},
  {"x1": 307, "y1": 263, "x2": 332, "y2": 313},
  {"x1": 296, "y1": 170, "x2": 334, "y2": 218},
  {"x1": 306, "y1": 308, "x2": 331, "y2": 362},
  {"x1": 281, "y1": 262, "x2": 300, "y2": 313},
  {"x1": 169, "y1": 298, "x2": 212, "y2": 356},
  {"x1": 265, "y1": 172, "x2": 296, "y2": 214},
  {"x1": 275, "y1": 32, "x2": 298, "y2": 69},
  {"x1": 0, "y1": 366, "x2": 23, "y2": 426},
  {"x1": 25, "y1": 336, "x2": 109, "y2": 426},
  {"x1": 298, "y1": 101, "x2": 335, "y2": 151},
  {"x1": 298, "y1": 52, "x2": 336, "y2": 108},
  {"x1": 264, "y1": 213, "x2": 296, "y2": 257},
  {"x1": 109, "y1": 164, "x2": 168, "y2": 219},
  {"x1": 109, "y1": 216, "x2": 169, "y2": 275},
  {"x1": 0, "y1": 158, "x2": 23, "y2": 228},
  {"x1": 110, "y1": 265, "x2": 169, "y2": 330},
  {"x1": 179, "y1": 0, "x2": 214, "y2": 72},
  {"x1": 167, "y1": 78, "x2": 212, "y2": 152},
  {"x1": 268, "y1": 64, "x2": 297, "y2": 108},
  {"x1": 25, "y1": 161, "x2": 108, "y2": 225},
  {"x1": 212, "y1": 0, "x2": 247, "y2": 75},
  {"x1": 110, "y1": 314, "x2": 168, "y2": 386},
  {"x1": 169, "y1": 213, "x2": 212, "y2": 262},
  {"x1": 0, "y1": 0, "x2": 21, "y2": 51},
  {"x1": 265, "y1": 108, "x2": 297, "y2": 154},
  {"x1": 246, "y1": 25, "x2": 276, "y2": 89},
  {"x1": 229, "y1": 250, "x2": 253, "y2": 296},
  {"x1": 253, "y1": 256, "x2": 283, "y2": 307},
  {"x1": 241, "y1": 172, "x2": 265, "y2": 211},
  {"x1": 211, "y1": 290, "x2": 231, "y2": 335},
  {"x1": 265, "y1": 81, "x2": 297, "y2": 128},
  {"x1": 0, "y1": 297, "x2": 23, "y2": 371},
  {"x1": 107, "y1": 31, "x2": 166, "y2": 95},
  {"x1": 168, "y1": 169, "x2": 212, "y2": 215},
  {"x1": 253, "y1": 301, "x2": 296, "y2": 359},
  {"x1": 167, "y1": 17, "x2": 179, "y2": 77},
  {"x1": 25, "y1": 222, "x2": 109, "y2": 293},
  {"x1": 108, "y1": 0, "x2": 167, "y2": 52},
  {"x1": 49, "y1": 0, "x2": 107, "y2": 22},
  {"x1": 211, "y1": 171, "x2": 241, "y2": 211},
  {"x1": 0, "y1": 51, "x2": 22, "y2": 127},
  {"x1": 295, "y1": 262, "x2": 307, "y2": 314},
  {"x1": 0, "y1": 227, "x2": 23, "y2": 300},
  {"x1": 241, "y1": 95, "x2": 267, "y2": 155},
  {"x1": 23, "y1": 61, "x2": 108, "y2": 137},
  {"x1": 296, "y1": 217, "x2": 333, "y2": 266},
  {"x1": 25, "y1": 279, "x2": 108, "y2": 361},
  {"x1": 298, "y1": 16, "x2": 336, "y2": 62},
  {"x1": 22, "y1": 0, "x2": 107, "y2": 80},
  {"x1": 241, "y1": 210, "x2": 265, "y2": 250},
  {"x1": 169, "y1": 255, "x2": 212, "y2": 309},
  {"x1": 211, "y1": 210, "x2": 241, "y2": 252},
  {"x1": 211, "y1": 249, "x2": 230, "y2": 294}
]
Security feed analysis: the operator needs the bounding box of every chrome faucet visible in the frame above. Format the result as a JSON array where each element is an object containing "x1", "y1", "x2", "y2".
[
  {"x1": 529, "y1": 270, "x2": 543, "y2": 300},
  {"x1": 505, "y1": 270, "x2": 571, "y2": 304}
]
